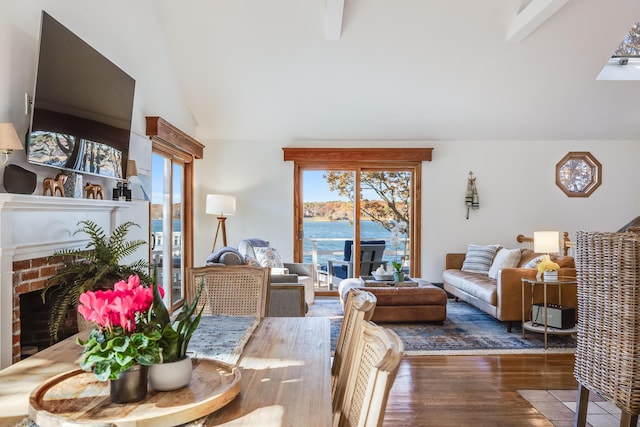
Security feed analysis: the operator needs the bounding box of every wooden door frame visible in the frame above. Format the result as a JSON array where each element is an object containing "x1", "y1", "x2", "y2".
[{"x1": 284, "y1": 147, "x2": 431, "y2": 279}]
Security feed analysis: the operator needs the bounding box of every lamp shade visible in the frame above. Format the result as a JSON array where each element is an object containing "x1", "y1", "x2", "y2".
[
  {"x1": 206, "y1": 194, "x2": 236, "y2": 216},
  {"x1": 126, "y1": 159, "x2": 138, "y2": 178},
  {"x1": 534, "y1": 231, "x2": 560, "y2": 254},
  {"x1": 0, "y1": 123, "x2": 23, "y2": 151}
]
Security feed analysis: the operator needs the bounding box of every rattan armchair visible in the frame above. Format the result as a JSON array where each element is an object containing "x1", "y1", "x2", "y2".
[
  {"x1": 574, "y1": 231, "x2": 640, "y2": 426},
  {"x1": 186, "y1": 265, "x2": 270, "y2": 318},
  {"x1": 334, "y1": 320, "x2": 403, "y2": 427},
  {"x1": 331, "y1": 288, "x2": 377, "y2": 416}
]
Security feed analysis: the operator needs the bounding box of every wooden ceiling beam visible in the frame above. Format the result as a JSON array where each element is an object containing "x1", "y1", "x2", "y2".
[
  {"x1": 325, "y1": 0, "x2": 345, "y2": 40},
  {"x1": 507, "y1": 0, "x2": 571, "y2": 44}
]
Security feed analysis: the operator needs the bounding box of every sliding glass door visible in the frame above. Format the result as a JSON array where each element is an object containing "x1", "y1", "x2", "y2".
[
  {"x1": 299, "y1": 164, "x2": 419, "y2": 289},
  {"x1": 151, "y1": 152, "x2": 184, "y2": 310}
]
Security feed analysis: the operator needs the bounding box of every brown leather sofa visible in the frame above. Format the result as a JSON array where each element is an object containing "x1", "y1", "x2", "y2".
[{"x1": 442, "y1": 249, "x2": 576, "y2": 331}]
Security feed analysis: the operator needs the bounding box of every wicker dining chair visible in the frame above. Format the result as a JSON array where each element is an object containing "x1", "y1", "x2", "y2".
[
  {"x1": 186, "y1": 265, "x2": 270, "y2": 318},
  {"x1": 331, "y1": 288, "x2": 377, "y2": 416},
  {"x1": 573, "y1": 230, "x2": 640, "y2": 427},
  {"x1": 334, "y1": 320, "x2": 404, "y2": 427}
]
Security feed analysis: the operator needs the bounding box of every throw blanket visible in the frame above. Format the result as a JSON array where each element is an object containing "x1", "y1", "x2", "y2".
[{"x1": 206, "y1": 246, "x2": 244, "y2": 265}]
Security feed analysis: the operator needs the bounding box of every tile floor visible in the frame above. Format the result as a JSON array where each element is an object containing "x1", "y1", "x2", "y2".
[{"x1": 518, "y1": 389, "x2": 637, "y2": 427}]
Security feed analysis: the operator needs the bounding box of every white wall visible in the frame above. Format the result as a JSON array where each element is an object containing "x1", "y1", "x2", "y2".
[
  {"x1": 0, "y1": 1, "x2": 195, "y2": 193},
  {"x1": 194, "y1": 139, "x2": 640, "y2": 283}
]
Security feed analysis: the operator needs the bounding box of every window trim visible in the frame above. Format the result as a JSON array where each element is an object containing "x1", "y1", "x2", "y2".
[
  {"x1": 146, "y1": 117, "x2": 203, "y2": 309},
  {"x1": 284, "y1": 147, "x2": 431, "y2": 279}
]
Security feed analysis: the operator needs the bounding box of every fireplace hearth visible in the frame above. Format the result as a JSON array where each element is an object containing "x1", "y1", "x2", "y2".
[{"x1": 0, "y1": 194, "x2": 145, "y2": 368}]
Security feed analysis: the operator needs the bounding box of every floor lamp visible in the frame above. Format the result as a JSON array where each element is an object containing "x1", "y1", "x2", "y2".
[{"x1": 206, "y1": 194, "x2": 236, "y2": 251}]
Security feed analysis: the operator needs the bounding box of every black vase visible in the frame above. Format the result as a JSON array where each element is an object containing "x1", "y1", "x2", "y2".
[{"x1": 109, "y1": 365, "x2": 149, "y2": 404}]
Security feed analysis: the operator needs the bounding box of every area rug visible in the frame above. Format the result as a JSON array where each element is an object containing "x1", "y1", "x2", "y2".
[{"x1": 307, "y1": 297, "x2": 577, "y2": 355}]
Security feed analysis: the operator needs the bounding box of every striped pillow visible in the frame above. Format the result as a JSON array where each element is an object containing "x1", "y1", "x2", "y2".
[{"x1": 461, "y1": 244, "x2": 500, "y2": 275}]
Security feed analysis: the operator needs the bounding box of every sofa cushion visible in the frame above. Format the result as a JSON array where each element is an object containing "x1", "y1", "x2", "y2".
[
  {"x1": 461, "y1": 244, "x2": 500, "y2": 275},
  {"x1": 443, "y1": 269, "x2": 497, "y2": 306},
  {"x1": 488, "y1": 248, "x2": 521, "y2": 279},
  {"x1": 254, "y1": 247, "x2": 284, "y2": 268}
]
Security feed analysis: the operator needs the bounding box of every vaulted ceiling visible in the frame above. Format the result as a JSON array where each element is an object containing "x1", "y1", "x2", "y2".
[{"x1": 154, "y1": 0, "x2": 640, "y2": 141}]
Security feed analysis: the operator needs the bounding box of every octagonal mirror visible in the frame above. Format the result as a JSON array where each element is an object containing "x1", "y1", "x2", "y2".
[{"x1": 556, "y1": 152, "x2": 602, "y2": 197}]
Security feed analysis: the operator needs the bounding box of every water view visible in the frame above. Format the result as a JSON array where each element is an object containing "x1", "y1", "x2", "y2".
[{"x1": 303, "y1": 220, "x2": 406, "y2": 267}]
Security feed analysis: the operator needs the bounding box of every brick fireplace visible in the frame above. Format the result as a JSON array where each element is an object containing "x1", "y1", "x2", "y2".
[{"x1": 0, "y1": 194, "x2": 145, "y2": 368}]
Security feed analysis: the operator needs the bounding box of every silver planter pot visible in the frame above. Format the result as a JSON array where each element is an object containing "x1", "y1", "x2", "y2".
[{"x1": 110, "y1": 364, "x2": 149, "y2": 404}]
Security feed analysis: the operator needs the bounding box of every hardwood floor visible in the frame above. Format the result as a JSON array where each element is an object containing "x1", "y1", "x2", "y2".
[{"x1": 383, "y1": 353, "x2": 577, "y2": 426}]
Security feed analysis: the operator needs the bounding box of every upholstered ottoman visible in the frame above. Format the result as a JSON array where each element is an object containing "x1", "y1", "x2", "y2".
[{"x1": 338, "y1": 278, "x2": 447, "y2": 323}]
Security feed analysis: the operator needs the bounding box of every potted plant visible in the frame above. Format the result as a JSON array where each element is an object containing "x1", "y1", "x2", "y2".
[
  {"x1": 537, "y1": 256, "x2": 560, "y2": 281},
  {"x1": 391, "y1": 261, "x2": 405, "y2": 282},
  {"x1": 76, "y1": 275, "x2": 162, "y2": 403},
  {"x1": 148, "y1": 274, "x2": 205, "y2": 391},
  {"x1": 41, "y1": 220, "x2": 150, "y2": 340}
]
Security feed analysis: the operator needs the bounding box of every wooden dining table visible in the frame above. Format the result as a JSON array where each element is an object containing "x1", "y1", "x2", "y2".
[{"x1": 0, "y1": 317, "x2": 331, "y2": 427}]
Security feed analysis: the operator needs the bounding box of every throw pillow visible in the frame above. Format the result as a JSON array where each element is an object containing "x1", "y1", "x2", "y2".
[
  {"x1": 524, "y1": 255, "x2": 544, "y2": 269},
  {"x1": 488, "y1": 248, "x2": 522, "y2": 279},
  {"x1": 244, "y1": 255, "x2": 261, "y2": 267},
  {"x1": 254, "y1": 247, "x2": 285, "y2": 268},
  {"x1": 461, "y1": 244, "x2": 500, "y2": 275}
]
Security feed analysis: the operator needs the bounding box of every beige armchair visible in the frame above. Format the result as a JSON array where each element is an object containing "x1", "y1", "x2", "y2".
[{"x1": 238, "y1": 238, "x2": 315, "y2": 305}]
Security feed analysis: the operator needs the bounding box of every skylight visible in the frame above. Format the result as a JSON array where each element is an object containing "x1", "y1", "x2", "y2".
[
  {"x1": 612, "y1": 22, "x2": 640, "y2": 58},
  {"x1": 597, "y1": 21, "x2": 640, "y2": 81}
]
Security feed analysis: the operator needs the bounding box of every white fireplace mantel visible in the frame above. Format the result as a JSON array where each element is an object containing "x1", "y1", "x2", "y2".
[{"x1": 0, "y1": 193, "x2": 149, "y2": 368}]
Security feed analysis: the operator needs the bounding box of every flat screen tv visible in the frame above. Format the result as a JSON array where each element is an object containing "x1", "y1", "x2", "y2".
[{"x1": 27, "y1": 11, "x2": 134, "y2": 180}]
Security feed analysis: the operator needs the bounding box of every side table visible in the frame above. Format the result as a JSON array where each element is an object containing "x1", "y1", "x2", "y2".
[{"x1": 521, "y1": 276, "x2": 577, "y2": 349}]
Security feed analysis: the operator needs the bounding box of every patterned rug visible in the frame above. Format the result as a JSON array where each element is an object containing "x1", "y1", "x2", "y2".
[{"x1": 307, "y1": 296, "x2": 577, "y2": 355}]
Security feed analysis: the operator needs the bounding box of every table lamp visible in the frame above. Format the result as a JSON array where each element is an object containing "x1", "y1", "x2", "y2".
[
  {"x1": 534, "y1": 231, "x2": 560, "y2": 280},
  {"x1": 0, "y1": 123, "x2": 24, "y2": 165},
  {"x1": 206, "y1": 194, "x2": 236, "y2": 251}
]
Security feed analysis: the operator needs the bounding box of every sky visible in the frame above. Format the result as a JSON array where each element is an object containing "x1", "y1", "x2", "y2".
[{"x1": 303, "y1": 170, "x2": 349, "y2": 202}]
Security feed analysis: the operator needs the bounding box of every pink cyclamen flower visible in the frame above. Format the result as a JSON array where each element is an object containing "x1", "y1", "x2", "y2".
[{"x1": 77, "y1": 275, "x2": 152, "y2": 332}]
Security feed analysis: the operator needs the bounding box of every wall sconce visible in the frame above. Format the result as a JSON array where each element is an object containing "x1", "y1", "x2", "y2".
[
  {"x1": 206, "y1": 194, "x2": 237, "y2": 251},
  {"x1": 0, "y1": 123, "x2": 24, "y2": 165}
]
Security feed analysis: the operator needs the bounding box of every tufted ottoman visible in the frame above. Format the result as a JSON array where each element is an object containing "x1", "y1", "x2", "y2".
[{"x1": 338, "y1": 278, "x2": 448, "y2": 323}]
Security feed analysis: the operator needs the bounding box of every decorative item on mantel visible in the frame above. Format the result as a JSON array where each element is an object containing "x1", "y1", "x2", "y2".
[
  {"x1": 42, "y1": 173, "x2": 67, "y2": 197},
  {"x1": 84, "y1": 182, "x2": 104, "y2": 199},
  {"x1": 76, "y1": 275, "x2": 163, "y2": 403},
  {"x1": 465, "y1": 171, "x2": 479, "y2": 219}
]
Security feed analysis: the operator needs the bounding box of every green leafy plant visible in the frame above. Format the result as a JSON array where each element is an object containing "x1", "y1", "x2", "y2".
[
  {"x1": 42, "y1": 220, "x2": 151, "y2": 341},
  {"x1": 76, "y1": 275, "x2": 162, "y2": 381},
  {"x1": 391, "y1": 261, "x2": 403, "y2": 273},
  {"x1": 151, "y1": 271, "x2": 205, "y2": 363}
]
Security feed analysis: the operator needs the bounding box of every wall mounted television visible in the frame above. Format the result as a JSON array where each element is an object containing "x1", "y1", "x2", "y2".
[{"x1": 27, "y1": 11, "x2": 134, "y2": 180}]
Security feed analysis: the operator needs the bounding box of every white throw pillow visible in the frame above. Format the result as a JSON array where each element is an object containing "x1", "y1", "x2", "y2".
[
  {"x1": 488, "y1": 248, "x2": 522, "y2": 279},
  {"x1": 253, "y1": 247, "x2": 284, "y2": 268},
  {"x1": 461, "y1": 244, "x2": 500, "y2": 275}
]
